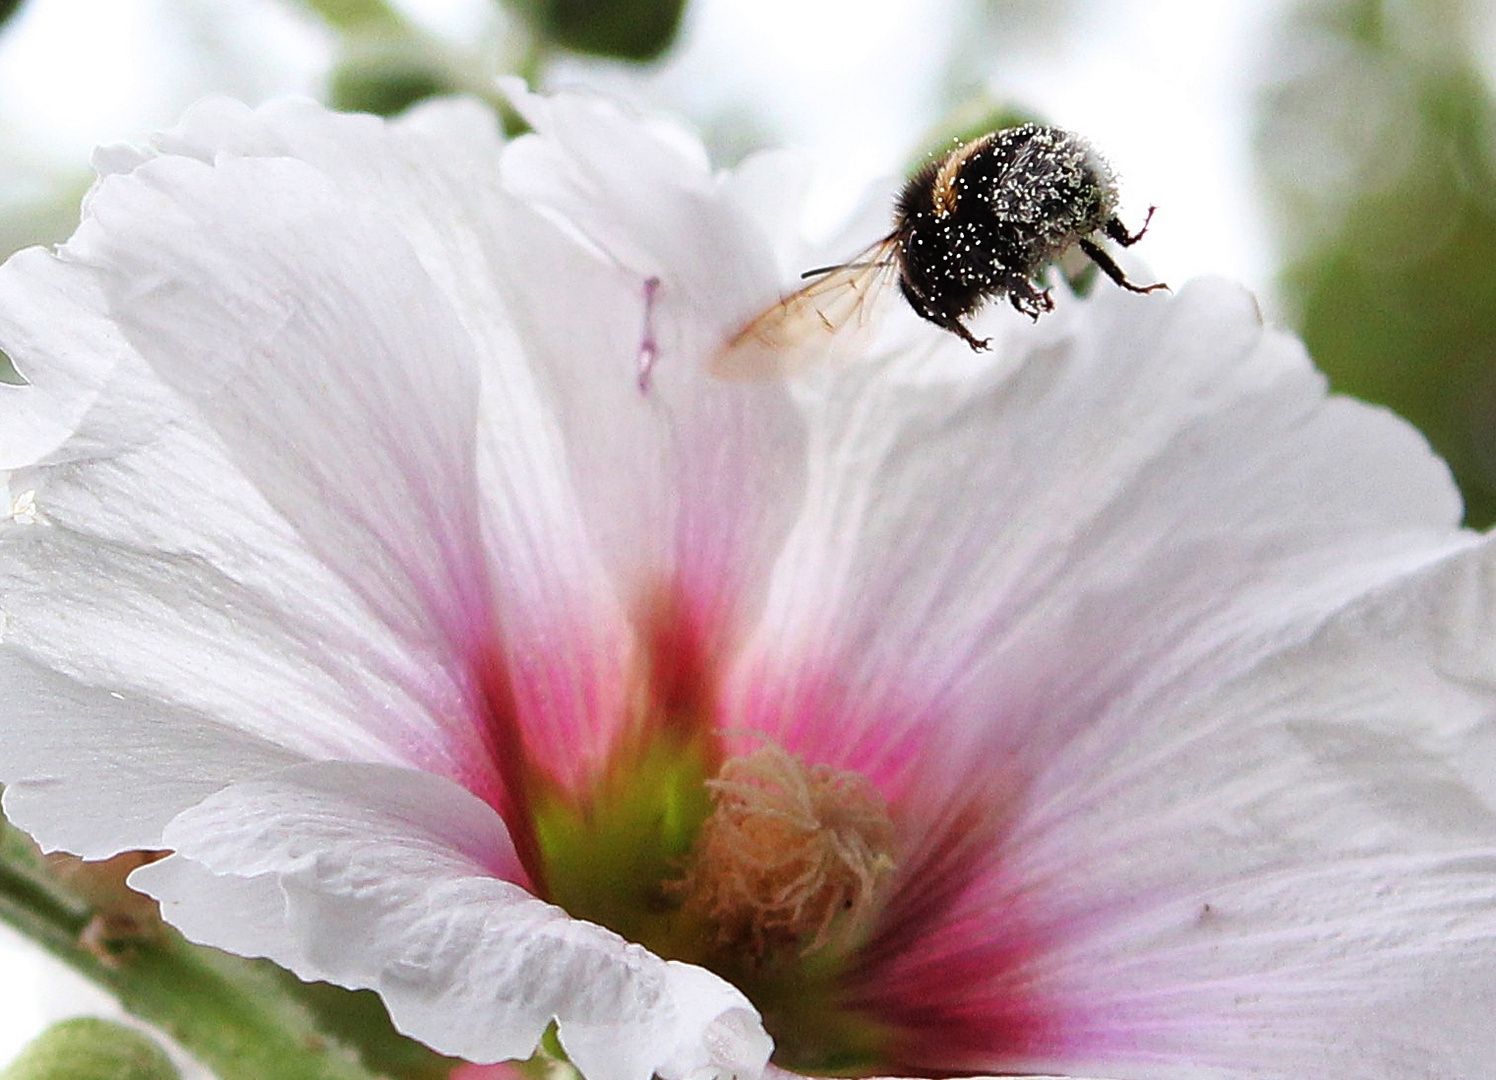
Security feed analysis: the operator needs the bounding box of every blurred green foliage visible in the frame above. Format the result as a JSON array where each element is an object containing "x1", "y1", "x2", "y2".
[
  {"x1": 0, "y1": 0, "x2": 23, "y2": 31},
  {"x1": 1260, "y1": 0, "x2": 1496, "y2": 526},
  {"x1": 294, "y1": 0, "x2": 465, "y2": 116},
  {"x1": 905, "y1": 94, "x2": 1039, "y2": 174},
  {"x1": 330, "y1": 56, "x2": 450, "y2": 116},
  {"x1": 507, "y1": 0, "x2": 687, "y2": 62},
  {"x1": 293, "y1": 0, "x2": 687, "y2": 117},
  {"x1": 302, "y1": 0, "x2": 394, "y2": 29}
]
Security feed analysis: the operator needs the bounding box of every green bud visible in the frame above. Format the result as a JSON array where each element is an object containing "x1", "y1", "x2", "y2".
[{"x1": 1, "y1": 1018, "x2": 180, "y2": 1080}]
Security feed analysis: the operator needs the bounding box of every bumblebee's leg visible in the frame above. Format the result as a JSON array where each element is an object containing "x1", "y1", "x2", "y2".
[
  {"x1": 1105, "y1": 206, "x2": 1156, "y2": 247},
  {"x1": 1078, "y1": 238, "x2": 1168, "y2": 295},
  {"x1": 949, "y1": 320, "x2": 992, "y2": 351},
  {"x1": 1005, "y1": 277, "x2": 1054, "y2": 321},
  {"x1": 900, "y1": 279, "x2": 991, "y2": 350}
]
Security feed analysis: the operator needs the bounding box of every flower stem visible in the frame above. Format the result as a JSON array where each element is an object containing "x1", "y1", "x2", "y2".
[{"x1": 0, "y1": 814, "x2": 422, "y2": 1080}]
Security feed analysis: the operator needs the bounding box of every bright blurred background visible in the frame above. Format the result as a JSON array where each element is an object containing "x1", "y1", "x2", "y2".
[{"x1": 2, "y1": 0, "x2": 1496, "y2": 1071}]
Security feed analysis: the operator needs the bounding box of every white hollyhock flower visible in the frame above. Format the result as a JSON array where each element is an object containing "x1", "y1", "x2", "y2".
[{"x1": 4, "y1": 86, "x2": 1496, "y2": 1080}]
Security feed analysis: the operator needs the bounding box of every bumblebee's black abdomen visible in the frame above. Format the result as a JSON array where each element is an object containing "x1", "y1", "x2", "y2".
[{"x1": 894, "y1": 207, "x2": 997, "y2": 320}]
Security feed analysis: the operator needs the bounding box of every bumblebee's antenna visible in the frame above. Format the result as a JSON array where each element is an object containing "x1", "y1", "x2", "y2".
[{"x1": 800, "y1": 260, "x2": 883, "y2": 279}]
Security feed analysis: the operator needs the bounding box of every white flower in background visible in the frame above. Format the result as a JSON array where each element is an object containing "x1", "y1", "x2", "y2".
[{"x1": 4, "y1": 86, "x2": 1496, "y2": 1080}]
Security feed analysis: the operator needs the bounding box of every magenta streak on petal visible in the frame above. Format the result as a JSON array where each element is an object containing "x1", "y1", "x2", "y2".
[
  {"x1": 723, "y1": 649, "x2": 1086, "y2": 1065},
  {"x1": 846, "y1": 801, "x2": 1090, "y2": 1073},
  {"x1": 641, "y1": 584, "x2": 725, "y2": 742},
  {"x1": 450, "y1": 579, "x2": 730, "y2": 899},
  {"x1": 725, "y1": 644, "x2": 1100, "y2": 1070},
  {"x1": 465, "y1": 633, "x2": 546, "y2": 895},
  {"x1": 396, "y1": 517, "x2": 544, "y2": 889},
  {"x1": 732, "y1": 658, "x2": 938, "y2": 807}
]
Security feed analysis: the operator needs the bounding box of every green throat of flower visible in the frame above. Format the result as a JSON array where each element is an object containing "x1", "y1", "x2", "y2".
[{"x1": 531, "y1": 735, "x2": 898, "y2": 1074}]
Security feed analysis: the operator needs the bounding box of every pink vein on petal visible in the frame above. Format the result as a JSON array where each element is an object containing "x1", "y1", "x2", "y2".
[
  {"x1": 732, "y1": 655, "x2": 940, "y2": 806},
  {"x1": 848, "y1": 806, "x2": 1091, "y2": 1073},
  {"x1": 728, "y1": 638, "x2": 1109, "y2": 1067},
  {"x1": 466, "y1": 632, "x2": 544, "y2": 893}
]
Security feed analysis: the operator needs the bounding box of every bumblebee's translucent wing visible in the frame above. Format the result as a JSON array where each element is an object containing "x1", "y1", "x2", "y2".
[{"x1": 711, "y1": 237, "x2": 901, "y2": 380}]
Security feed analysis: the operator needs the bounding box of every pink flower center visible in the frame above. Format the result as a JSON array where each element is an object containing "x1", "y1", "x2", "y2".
[{"x1": 477, "y1": 589, "x2": 936, "y2": 1072}]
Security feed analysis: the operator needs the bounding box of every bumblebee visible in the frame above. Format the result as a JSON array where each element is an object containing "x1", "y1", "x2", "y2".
[{"x1": 716, "y1": 123, "x2": 1166, "y2": 377}]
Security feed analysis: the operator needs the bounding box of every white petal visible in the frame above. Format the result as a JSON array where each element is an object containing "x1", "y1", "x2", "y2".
[
  {"x1": 859, "y1": 535, "x2": 1496, "y2": 1076},
  {"x1": 0, "y1": 120, "x2": 521, "y2": 818},
  {"x1": 734, "y1": 278, "x2": 1471, "y2": 793},
  {"x1": 493, "y1": 86, "x2": 811, "y2": 632},
  {"x1": 75, "y1": 150, "x2": 493, "y2": 653},
  {"x1": 715, "y1": 148, "x2": 814, "y2": 277},
  {"x1": 138, "y1": 96, "x2": 518, "y2": 365},
  {"x1": 131, "y1": 762, "x2": 769, "y2": 1080},
  {"x1": 501, "y1": 83, "x2": 735, "y2": 304},
  {"x1": 131, "y1": 857, "x2": 304, "y2": 963},
  {"x1": 0, "y1": 408, "x2": 500, "y2": 809},
  {"x1": 0, "y1": 247, "x2": 177, "y2": 468},
  {"x1": 0, "y1": 654, "x2": 301, "y2": 858},
  {"x1": 96, "y1": 96, "x2": 805, "y2": 778}
]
